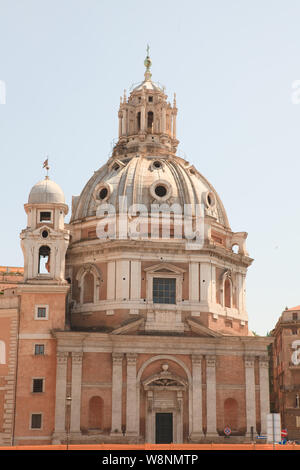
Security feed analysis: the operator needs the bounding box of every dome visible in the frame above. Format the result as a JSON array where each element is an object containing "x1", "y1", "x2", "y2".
[
  {"x1": 28, "y1": 177, "x2": 65, "y2": 204},
  {"x1": 71, "y1": 154, "x2": 230, "y2": 228}
]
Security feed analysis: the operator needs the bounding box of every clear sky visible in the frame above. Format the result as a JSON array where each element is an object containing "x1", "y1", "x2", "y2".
[{"x1": 1, "y1": 0, "x2": 300, "y2": 335}]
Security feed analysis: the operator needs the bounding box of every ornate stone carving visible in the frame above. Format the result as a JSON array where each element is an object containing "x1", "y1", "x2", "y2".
[
  {"x1": 57, "y1": 351, "x2": 68, "y2": 364},
  {"x1": 126, "y1": 353, "x2": 137, "y2": 365},
  {"x1": 244, "y1": 355, "x2": 255, "y2": 368},
  {"x1": 192, "y1": 354, "x2": 203, "y2": 365},
  {"x1": 71, "y1": 352, "x2": 83, "y2": 364},
  {"x1": 206, "y1": 355, "x2": 216, "y2": 367},
  {"x1": 112, "y1": 353, "x2": 124, "y2": 364}
]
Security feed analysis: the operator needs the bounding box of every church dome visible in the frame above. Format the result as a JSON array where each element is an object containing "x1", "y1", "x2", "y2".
[
  {"x1": 28, "y1": 177, "x2": 65, "y2": 205},
  {"x1": 71, "y1": 154, "x2": 230, "y2": 228},
  {"x1": 70, "y1": 49, "x2": 230, "y2": 229}
]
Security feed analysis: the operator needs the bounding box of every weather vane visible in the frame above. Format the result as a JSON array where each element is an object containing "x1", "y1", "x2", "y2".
[{"x1": 43, "y1": 156, "x2": 50, "y2": 178}]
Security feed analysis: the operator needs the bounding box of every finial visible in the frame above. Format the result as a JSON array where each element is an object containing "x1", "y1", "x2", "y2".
[
  {"x1": 144, "y1": 44, "x2": 152, "y2": 81},
  {"x1": 123, "y1": 89, "x2": 127, "y2": 103},
  {"x1": 42, "y1": 157, "x2": 50, "y2": 179},
  {"x1": 173, "y1": 92, "x2": 177, "y2": 107}
]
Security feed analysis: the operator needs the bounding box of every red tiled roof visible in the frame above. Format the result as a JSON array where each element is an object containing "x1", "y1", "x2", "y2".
[{"x1": 287, "y1": 305, "x2": 300, "y2": 311}]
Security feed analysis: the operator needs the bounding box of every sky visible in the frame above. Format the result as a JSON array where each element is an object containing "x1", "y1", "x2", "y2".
[{"x1": 0, "y1": 0, "x2": 300, "y2": 335}]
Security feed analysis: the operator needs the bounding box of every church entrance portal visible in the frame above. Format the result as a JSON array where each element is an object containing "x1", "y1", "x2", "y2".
[{"x1": 155, "y1": 412, "x2": 173, "y2": 443}]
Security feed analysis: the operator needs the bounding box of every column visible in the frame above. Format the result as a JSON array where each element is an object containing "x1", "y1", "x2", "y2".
[
  {"x1": 245, "y1": 355, "x2": 256, "y2": 438},
  {"x1": 70, "y1": 352, "x2": 83, "y2": 434},
  {"x1": 189, "y1": 262, "x2": 199, "y2": 302},
  {"x1": 126, "y1": 353, "x2": 138, "y2": 436},
  {"x1": 141, "y1": 104, "x2": 146, "y2": 132},
  {"x1": 172, "y1": 109, "x2": 177, "y2": 138},
  {"x1": 122, "y1": 108, "x2": 127, "y2": 136},
  {"x1": 190, "y1": 355, "x2": 204, "y2": 440},
  {"x1": 111, "y1": 353, "x2": 123, "y2": 435},
  {"x1": 259, "y1": 356, "x2": 270, "y2": 435},
  {"x1": 53, "y1": 352, "x2": 68, "y2": 435},
  {"x1": 206, "y1": 355, "x2": 217, "y2": 436},
  {"x1": 118, "y1": 111, "x2": 122, "y2": 137},
  {"x1": 162, "y1": 106, "x2": 166, "y2": 133}
]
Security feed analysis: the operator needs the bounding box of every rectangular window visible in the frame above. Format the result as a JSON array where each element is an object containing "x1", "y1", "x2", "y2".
[
  {"x1": 153, "y1": 278, "x2": 176, "y2": 304},
  {"x1": 34, "y1": 344, "x2": 45, "y2": 355},
  {"x1": 35, "y1": 305, "x2": 48, "y2": 320},
  {"x1": 32, "y1": 378, "x2": 44, "y2": 393},
  {"x1": 31, "y1": 414, "x2": 42, "y2": 429},
  {"x1": 40, "y1": 211, "x2": 52, "y2": 222},
  {"x1": 37, "y1": 307, "x2": 46, "y2": 318},
  {"x1": 293, "y1": 312, "x2": 298, "y2": 321}
]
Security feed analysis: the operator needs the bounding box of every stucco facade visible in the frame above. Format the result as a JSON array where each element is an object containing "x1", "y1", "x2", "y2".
[{"x1": 0, "y1": 53, "x2": 272, "y2": 445}]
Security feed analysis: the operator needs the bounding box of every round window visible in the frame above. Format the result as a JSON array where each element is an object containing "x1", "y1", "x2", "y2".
[
  {"x1": 153, "y1": 161, "x2": 161, "y2": 169},
  {"x1": 99, "y1": 187, "x2": 108, "y2": 200},
  {"x1": 155, "y1": 185, "x2": 167, "y2": 197},
  {"x1": 41, "y1": 230, "x2": 49, "y2": 239},
  {"x1": 206, "y1": 191, "x2": 215, "y2": 207}
]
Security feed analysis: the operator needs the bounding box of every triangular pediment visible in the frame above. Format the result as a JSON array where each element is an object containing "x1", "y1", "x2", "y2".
[
  {"x1": 186, "y1": 318, "x2": 223, "y2": 337},
  {"x1": 110, "y1": 318, "x2": 144, "y2": 335},
  {"x1": 144, "y1": 263, "x2": 186, "y2": 274}
]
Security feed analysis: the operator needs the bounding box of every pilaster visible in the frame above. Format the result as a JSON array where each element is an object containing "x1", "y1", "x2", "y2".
[
  {"x1": 53, "y1": 352, "x2": 68, "y2": 436},
  {"x1": 259, "y1": 356, "x2": 270, "y2": 436},
  {"x1": 111, "y1": 353, "x2": 124, "y2": 435},
  {"x1": 245, "y1": 355, "x2": 256, "y2": 438},
  {"x1": 70, "y1": 352, "x2": 83, "y2": 434},
  {"x1": 190, "y1": 355, "x2": 204, "y2": 441},
  {"x1": 206, "y1": 355, "x2": 217, "y2": 437},
  {"x1": 125, "y1": 353, "x2": 138, "y2": 437}
]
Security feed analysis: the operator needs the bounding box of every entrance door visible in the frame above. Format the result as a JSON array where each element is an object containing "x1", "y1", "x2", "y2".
[{"x1": 155, "y1": 413, "x2": 173, "y2": 443}]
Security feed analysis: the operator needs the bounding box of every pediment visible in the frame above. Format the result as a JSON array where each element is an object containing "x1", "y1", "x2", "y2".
[
  {"x1": 144, "y1": 263, "x2": 186, "y2": 275},
  {"x1": 110, "y1": 318, "x2": 144, "y2": 335},
  {"x1": 186, "y1": 319, "x2": 223, "y2": 337}
]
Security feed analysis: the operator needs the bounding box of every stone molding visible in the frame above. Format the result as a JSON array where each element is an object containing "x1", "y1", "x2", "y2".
[
  {"x1": 206, "y1": 355, "x2": 216, "y2": 367},
  {"x1": 112, "y1": 352, "x2": 124, "y2": 364}
]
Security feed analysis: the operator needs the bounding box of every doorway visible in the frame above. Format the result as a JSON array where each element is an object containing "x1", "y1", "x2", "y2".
[{"x1": 155, "y1": 413, "x2": 173, "y2": 443}]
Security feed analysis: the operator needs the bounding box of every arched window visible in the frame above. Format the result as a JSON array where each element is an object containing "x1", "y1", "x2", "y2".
[
  {"x1": 147, "y1": 111, "x2": 154, "y2": 131},
  {"x1": 76, "y1": 264, "x2": 102, "y2": 304},
  {"x1": 224, "y1": 279, "x2": 231, "y2": 308},
  {"x1": 224, "y1": 398, "x2": 238, "y2": 431},
  {"x1": 38, "y1": 246, "x2": 51, "y2": 274},
  {"x1": 0, "y1": 341, "x2": 6, "y2": 364},
  {"x1": 83, "y1": 272, "x2": 94, "y2": 304},
  {"x1": 88, "y1": 396, "x2": 103, "y2": 429}
]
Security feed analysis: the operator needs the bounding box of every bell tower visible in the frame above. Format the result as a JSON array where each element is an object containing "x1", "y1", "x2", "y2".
[{"x1": 20, "y1": 172, "x2": 70, "y2": 283}]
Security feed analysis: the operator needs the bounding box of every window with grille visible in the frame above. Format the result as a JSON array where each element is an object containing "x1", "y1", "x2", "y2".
[
  {"x1": 36, "y1": 306, "x2": 47, "y2": 319},
  {"x1": 34, "y1": 344, "x2": 45, "y2": 355},
  {"x1": 153, "y1": 278, "x2": 176, "y2": 304},
  {"x1": 32, "y1": 378, "x2": 44, "y2": 393},
  {"x1": 31, "y1": 414, "x2": 42, "y2": 429}
]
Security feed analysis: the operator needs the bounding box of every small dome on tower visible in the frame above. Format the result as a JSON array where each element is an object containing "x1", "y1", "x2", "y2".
[{"x1": 28, "y1": 177, "x2": 65, "y2": 204}]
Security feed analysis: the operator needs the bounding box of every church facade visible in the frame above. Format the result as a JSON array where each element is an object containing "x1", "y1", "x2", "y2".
[{"x1": 0, "y1": 53, "x2": 271, "y2": 446}]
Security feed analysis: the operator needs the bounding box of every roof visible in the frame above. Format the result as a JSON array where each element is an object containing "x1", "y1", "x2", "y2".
[{"x1": 28, "y1": 177, "x2": 65, "y2": 204}]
